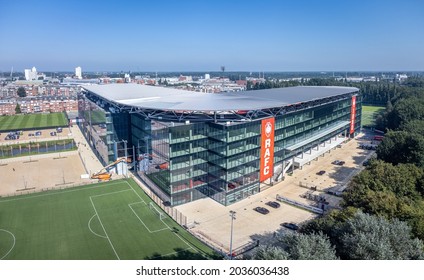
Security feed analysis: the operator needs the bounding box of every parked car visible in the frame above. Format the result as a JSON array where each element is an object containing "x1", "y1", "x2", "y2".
[
  {"x1": 316, "y1": 170, "x2": 326, "y2": 175},
  {"x1": 254, "y1": 207, "x2": 269, "y2": 215},
  {"x1": 281, "y1": 222, "x2": 299, "y2": 231},
  {"x1": 265, "y1": 201, "x2": 280, "y2": 208},
  {"x1": 50, "y1": 132, "x2": 57, "y2": 136}
]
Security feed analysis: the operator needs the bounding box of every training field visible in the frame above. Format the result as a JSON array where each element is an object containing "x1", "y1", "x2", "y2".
[
  {"x1": 0, "y1": 179, "x2": 215, "y2": 260},
  {"x1": 0, "y1": 112, "x2": 68, "y2": 131},
  {"x1": 361, "y1": 105, "x2": 385, "y2": 127}
]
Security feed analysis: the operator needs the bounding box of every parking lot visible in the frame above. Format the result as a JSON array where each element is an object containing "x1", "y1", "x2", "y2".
[
  {"x1": 0, "y1": 127, "x2": 71, "y2": 145},
  {"x1": 176, "y1": 132, "x2": 376, "y2": 253}
]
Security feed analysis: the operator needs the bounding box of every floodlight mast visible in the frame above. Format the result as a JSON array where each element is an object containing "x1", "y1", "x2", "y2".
[{"x1": 229, "y1": 210, "x2": 236, "y2": 259}]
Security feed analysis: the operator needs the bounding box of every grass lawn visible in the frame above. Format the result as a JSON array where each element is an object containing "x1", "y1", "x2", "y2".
[
  {"x1": 0, "y1": 112, "x2": 68, "y2": 131},
  {"x1": 361, "y1": 105, "x2": 385, "y2": 127},
  {"x1": 0, "y1": 178, "x2": 216, "y2": 260}
]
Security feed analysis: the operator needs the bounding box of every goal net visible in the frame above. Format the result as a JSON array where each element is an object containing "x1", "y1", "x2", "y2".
[{"x1": 149, "y1": 202, "x2": 166, "y2": 220}]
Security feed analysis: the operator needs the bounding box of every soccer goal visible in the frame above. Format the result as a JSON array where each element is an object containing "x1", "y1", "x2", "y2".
[{"x1": 149, "y1": 202, "x2": 166, "y2": 220}]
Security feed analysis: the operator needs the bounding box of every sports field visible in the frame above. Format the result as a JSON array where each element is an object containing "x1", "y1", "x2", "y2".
[
  {"x1": 0, "y1": 179, "x2": 216, "y2": 260},
  {"x1": 361, "y1": 105, "x2": 385, "y2": 127},
  {"x1": 0, "y1": 112, "x2": 68, "y2": 131}
]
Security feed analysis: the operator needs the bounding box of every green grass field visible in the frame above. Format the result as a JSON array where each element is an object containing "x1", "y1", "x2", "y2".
[
  {"x1": 0, "y1": 179, "x2": 216, "y2": 260},
  {"x1": 361, "y1": 105, "x2": 385, "y2": 127},
  {"x1": 0, "y1": 112, "x2": 68, "y2": 131}
]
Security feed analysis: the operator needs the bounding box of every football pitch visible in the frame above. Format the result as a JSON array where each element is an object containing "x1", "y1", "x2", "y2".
[
  {"x1": 0, "y1": 179, "x2": 216, "y2": 260},
  {"x1": 0, "y1": 112, "x2": 68, "y2": 131},
  {"x1": 361, "y1": 105, "x2": 385, "y2": 127}
]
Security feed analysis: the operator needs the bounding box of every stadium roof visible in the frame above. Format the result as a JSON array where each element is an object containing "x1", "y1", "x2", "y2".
[{"x1": 83, "y1": 84, "x2": 358, "y2": 111}]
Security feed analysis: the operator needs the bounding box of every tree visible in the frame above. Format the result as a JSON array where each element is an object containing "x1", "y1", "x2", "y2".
[
  {"x1": 346, "y1": 160, "x2": 423, "y2": 199},
  {"x1": 338, "y1": 211, "x2": 424, "y2": 260},
  {"x1": 280, "y1": 232, "x2": 338, "y2": 260},
  {"x1": 341, "y1": 160, "x2": 424, "y2": 240},
  {"x1": 17, "y1": 87, "x2": 27, "y2": 97},
  {"x1": 376, "y1": 131, "x2": 424, "y2": 167},
  {"x1": 251, "y1": 232, "x2": 338, "y2": 260},
  {"x1": 386, "y1": 95, "x2": 424, "y2": 130},
  {"x1": 15, "y1": 103, "x2": 21, "y2": 114},
  {"x1": 251, "y1": 245, "x2": 289, "y2": 260},
  {"x1": 400, "y1": 120, "x2": 424, "y2": 136}
]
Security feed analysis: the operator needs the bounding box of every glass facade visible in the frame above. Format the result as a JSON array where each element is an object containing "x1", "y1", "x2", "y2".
[
  {"x1": 77, "y1": 93, "x2": 131, "y2": 165},
  {"x1": 79, "y1": 89, "x2": 361, "y2": 206}
]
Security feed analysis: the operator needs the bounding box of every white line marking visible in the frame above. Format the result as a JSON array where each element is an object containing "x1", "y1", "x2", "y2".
[
  {"x1": 0, "y1": 229, "x2": 16, "y2": 260},
  {"x1": 90, "y1": 189, "x2": 132, "y2": 198},
  {"x1": 149, "y1": 247, "x2": 193, "y2": 259},
  {"x1": 89, "y1": 197, "x2": 120, "y2": 260},
  {"x1": 125, "y1": 180, "x2": 202, "y2": 256},
  {"x1": 124, "y1": 180, "x2": 147, "y2": 204},
  {"x1": 0, "y1": 181, "x2": 125, "y2": 203},
  {"x1": 128, "y1": 204, "x2": 168, "y2": 233},
  {"x1": 128, "y1": 202, "x2": 144, "y2": 207},
  {"x1": 88, "y1": 214, "x2": 107, "y2": 239}
]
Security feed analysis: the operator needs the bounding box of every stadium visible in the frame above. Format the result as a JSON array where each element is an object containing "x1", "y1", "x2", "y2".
[{"x1": 79, "y1": 84, "x2": 361, "y2": 206}]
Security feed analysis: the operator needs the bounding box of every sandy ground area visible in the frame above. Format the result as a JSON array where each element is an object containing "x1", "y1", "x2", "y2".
[
  {"x1": 176, "y1": 133, "x2": 376, "y2": 252},
  {"x1": 0, "y1": 125, "x2": 106, "y2": 197},
  {"x1": 0, "y1": 152, "x2": 88, "y2": 196}
]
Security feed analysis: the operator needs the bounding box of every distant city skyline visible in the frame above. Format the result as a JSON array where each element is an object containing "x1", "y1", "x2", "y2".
[{"x1": 0, "y1": 0, "x2": 423, "y2": 72}]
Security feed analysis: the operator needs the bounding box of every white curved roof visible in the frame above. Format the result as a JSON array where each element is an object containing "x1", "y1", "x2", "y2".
[{"x1": 83, "y1": 84, "x2": 358, "y2": 111}]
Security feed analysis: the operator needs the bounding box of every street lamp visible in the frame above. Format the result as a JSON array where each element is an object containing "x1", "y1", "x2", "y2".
[
  {"x1": 122, "y1": 139, "x2": 128, "y2": 178},
  {"x1": 229, "y1": 210, "x2": 236, "y2": 259}
]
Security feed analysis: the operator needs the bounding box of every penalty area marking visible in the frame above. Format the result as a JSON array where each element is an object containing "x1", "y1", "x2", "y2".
[
  {"x1": 0, "y1": 229, "x2": 16, "y2": 260},
  {"x1": 88, "y1": 214, "x2": 107, "y2": 239},
  {"x1": 128, "y1": 203, "x2": 168, "y2": 233},
  {"x1": 124, "y1": 180, "x2": 202, "y2": 257}
]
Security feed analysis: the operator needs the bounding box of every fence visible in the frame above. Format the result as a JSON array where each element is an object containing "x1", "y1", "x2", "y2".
[
  {"x1": 130, "y1": 173, "x2": 188, "y2": 228},
  {"x1": 129, "y1": 173, "x2": 237, "y2": 258},
  {"x1": 232, "y1": 240, "x2": 260, "y2": 258},
  {"x1": 299, "y1": 181, "x2": 321, "y2": 191},
  {"x1": 276, "y1": 194, "x2": 324, "y2": 214},
  {"x1": 0, "y1": 179, "x2": 100, "y2": 199},
  {"x1": 192, "y1": 230, "x2": 228, "y2": 258},
  {"x1": 0, "y1": 139, "x2": 76, "y2": 159}
]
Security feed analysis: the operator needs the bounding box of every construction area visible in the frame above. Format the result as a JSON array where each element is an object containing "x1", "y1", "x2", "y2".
[{"x1": 176, "y1": 131, "x2": 376, "y2": 254}]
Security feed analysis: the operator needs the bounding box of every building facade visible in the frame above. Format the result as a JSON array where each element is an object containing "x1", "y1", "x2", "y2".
[{"x1": 79, "y1": 84, "x2": 361, "y2": 206}]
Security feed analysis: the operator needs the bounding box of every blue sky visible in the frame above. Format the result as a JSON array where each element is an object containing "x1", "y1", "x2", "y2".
[{"x1": 0, "y1": 0, "x2": 423, "y2": 72}]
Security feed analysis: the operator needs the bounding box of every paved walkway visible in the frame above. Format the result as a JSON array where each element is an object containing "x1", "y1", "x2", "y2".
[
  {"x1": 68, "y1": 125, "x2": 104, "y2": 175},
  {"x1": 176, "y1": 134, "x2": 374, "y2": 252}
]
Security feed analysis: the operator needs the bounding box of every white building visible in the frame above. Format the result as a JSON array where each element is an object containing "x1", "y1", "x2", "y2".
[
  {"x1": 205, "y1": 73, "x2": 210, "y2": 80},
  {"x1": 396, "y1": 74, "x2": 408, "y2": 82},
  {"x1": 24, "y1": 67, "x2": 37, "y2": 81},
  {"x1": 124, "y1": 73, "x2": 131, "y2": 83},
  {"x1": 75, "y1": 66, "x2": 82, "y2": 79}
]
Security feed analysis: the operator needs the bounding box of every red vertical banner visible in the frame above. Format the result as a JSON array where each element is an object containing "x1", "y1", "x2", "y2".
[
  {"x1": 260, "y1": 117, "x2": 275, "y2": 182},
  {"x1": 350, "y1": 95, "x2": 357, "y2": 134}
]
